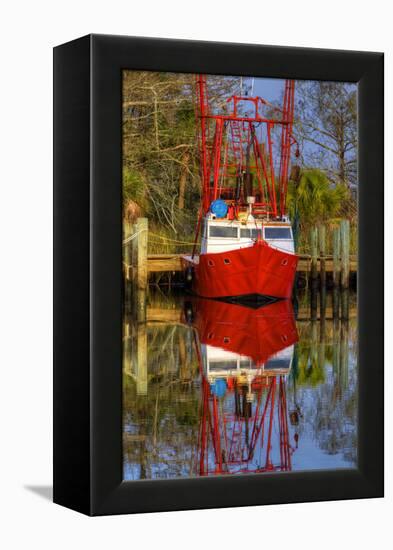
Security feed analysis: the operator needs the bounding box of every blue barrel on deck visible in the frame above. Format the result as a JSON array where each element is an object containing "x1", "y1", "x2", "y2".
[
  {"x1": 210, "y1": 379, "x2": 227, "y2": 398},
  {"x1": 210, "y1": 199, "x2": 228, "y2": 219}
]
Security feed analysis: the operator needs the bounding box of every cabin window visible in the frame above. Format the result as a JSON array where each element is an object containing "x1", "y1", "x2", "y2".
[
  {"x1": 265, "y1": 358, "x2": 290, "y2": 370},
  {"x1": 223, "y1": 258, "x2": 231, "y2": 265},
  {"x1": 208, "y1": 259, "x2": 215, "y2": 267},
  {"x1": 264, "y1": 227, "x2": 292, "y2": 240},
  {"x1": 209, "y1": 360, "x2": 238, "y2": 371},
  {"x1": 240, "y1": 228, "x2": 262, "y2": 239},
  {"x1": 209, "y1": 226, "x2": 238, "y2": 238}
]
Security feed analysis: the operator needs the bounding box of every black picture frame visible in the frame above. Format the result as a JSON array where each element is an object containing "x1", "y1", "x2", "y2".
[{"x1": 53, "y1": 34, "x2": 384, "y2": 516}]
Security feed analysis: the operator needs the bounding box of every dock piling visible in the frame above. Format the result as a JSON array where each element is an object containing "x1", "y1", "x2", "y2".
[
  {"x1": 309, "y1": 226, "x2": 318, "y2": 287},
  {"x1": 341, "y1": 289, "x2": 349, "y2": 321},
  {"x1": 340, "y1": 219, "x2": 350, "y2": 289},
  {"x1": 136, "y1": 218, "x2": 148, "y2": 291},
  {"x1": 339, "y1": 320, "x2": 349, "y2": 390},
  {"x1": 136, "y1": 322, "x2": 148, "y2": 395},
  {"x1": 333, "y1": 226, "x2": 341, "y2": 288},
  {"x1": 318, "y1": 224, "x2": 326, "y2": 290},
  {"x1": 332, "y1": 287, "x2": 340, "y2": 319},
  {"x1": 124, "y1": 225, "x2": 131, "y2": 268}
]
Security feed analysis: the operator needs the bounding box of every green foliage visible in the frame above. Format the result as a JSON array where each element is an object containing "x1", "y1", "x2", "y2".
[
  {"x1": 122, "y1": 71, "x2": 242, "y2": 242},
  {"x1": 123, "y1": 167, "x2": 146, "y2": 207},
  {"x1": 287, "y1": 168, "x2": 348, "y2": 228},
  {"x1": 296, "y1": 349, "x2": 326, "y2": 386}
]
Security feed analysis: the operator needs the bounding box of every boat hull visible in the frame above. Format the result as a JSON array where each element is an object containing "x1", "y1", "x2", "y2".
[{"x1": 182, "y1": 240, "x2": 298, "y2": 300}]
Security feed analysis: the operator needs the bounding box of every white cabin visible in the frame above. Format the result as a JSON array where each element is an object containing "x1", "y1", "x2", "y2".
[{"x1": 201, "y1": 214, "x2": 295, "y2": 256}]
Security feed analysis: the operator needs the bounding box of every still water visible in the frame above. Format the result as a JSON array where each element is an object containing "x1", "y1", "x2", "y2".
[{"x1": 123, "y1": 290, "x2": 357, "y2": 480}]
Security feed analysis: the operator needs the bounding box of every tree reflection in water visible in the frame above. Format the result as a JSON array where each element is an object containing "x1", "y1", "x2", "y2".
[{"x1": 123, "y1": 290, "x2": 357, "y2": 480}]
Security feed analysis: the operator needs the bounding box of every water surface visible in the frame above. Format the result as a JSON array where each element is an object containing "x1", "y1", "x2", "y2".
[{"x1": 123, "y1": 290, "x2": 357, "y2": 480}]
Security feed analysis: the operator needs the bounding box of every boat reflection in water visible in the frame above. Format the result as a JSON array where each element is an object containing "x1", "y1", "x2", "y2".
[
  {"x1": 123, "y1": 290, "x2": 358, "y2": 481},
  {"x1": 187, "y1": 298, "x2": 299, "y2": 476}
]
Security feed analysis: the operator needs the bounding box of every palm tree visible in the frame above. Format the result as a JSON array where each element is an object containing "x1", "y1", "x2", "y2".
[{"x1": 286, "y1": 168, "x2": 348, "y2": 247}]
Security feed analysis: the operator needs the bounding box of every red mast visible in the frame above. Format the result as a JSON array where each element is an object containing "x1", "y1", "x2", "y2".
[
  {"x1": 278, "y1": 80, "x2": 296, "y2": 218},
  {"x1": 195, "y1": 75, "x2": 211, "y2": 214}
]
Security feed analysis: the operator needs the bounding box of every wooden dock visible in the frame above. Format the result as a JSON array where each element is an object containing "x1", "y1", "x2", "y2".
[
  {"x1": 123, "y1": 253, "x2": 357, "y2": 279},
  {"x1": 123, "y1": 218, "x2": 356, "y2": 301}
]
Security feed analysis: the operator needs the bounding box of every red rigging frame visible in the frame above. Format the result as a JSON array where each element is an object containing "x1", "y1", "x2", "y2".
[
  {"x1": 197, "y1": 373, "x2": 295, "y2": 476},
  {"x1": 195, "y1": 75, "x2": 297, "y2": 219}
]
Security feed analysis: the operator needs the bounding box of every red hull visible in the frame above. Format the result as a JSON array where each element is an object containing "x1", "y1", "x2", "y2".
[{"x1": 183, "y1": 241, "x2": 298, "y2": 300}]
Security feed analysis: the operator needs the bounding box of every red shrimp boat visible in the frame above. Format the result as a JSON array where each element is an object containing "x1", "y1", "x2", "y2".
[{"x1": 182, "y1": 76, "x2": 299, "y2": 301}]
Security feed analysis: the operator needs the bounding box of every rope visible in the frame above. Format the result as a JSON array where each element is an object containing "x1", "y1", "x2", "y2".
[
  {"x1": 149, "y1": 240, "x2": 200, "y2": 247},
  {"x1": 149, "y1": 232, "x2": 200, "y2": 245},
  {"x1": 122, "y1": 228, "x2": 146, "y2": 246},
  {"x1": 123, "y1": 229, "x2": 200, "y2": 247}
]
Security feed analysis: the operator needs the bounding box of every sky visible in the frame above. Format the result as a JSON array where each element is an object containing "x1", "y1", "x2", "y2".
[
  {"x1": 253, "y1": 76, "x2": 286, "y2": 103},
  {"x1": 242, "y1": 75, "x2": 358, "y2": 181}
]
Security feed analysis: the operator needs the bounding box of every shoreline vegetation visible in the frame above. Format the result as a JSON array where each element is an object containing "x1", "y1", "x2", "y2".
[{"x1": 122, "y1": 71, "x2": 358, "y2": 257}]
